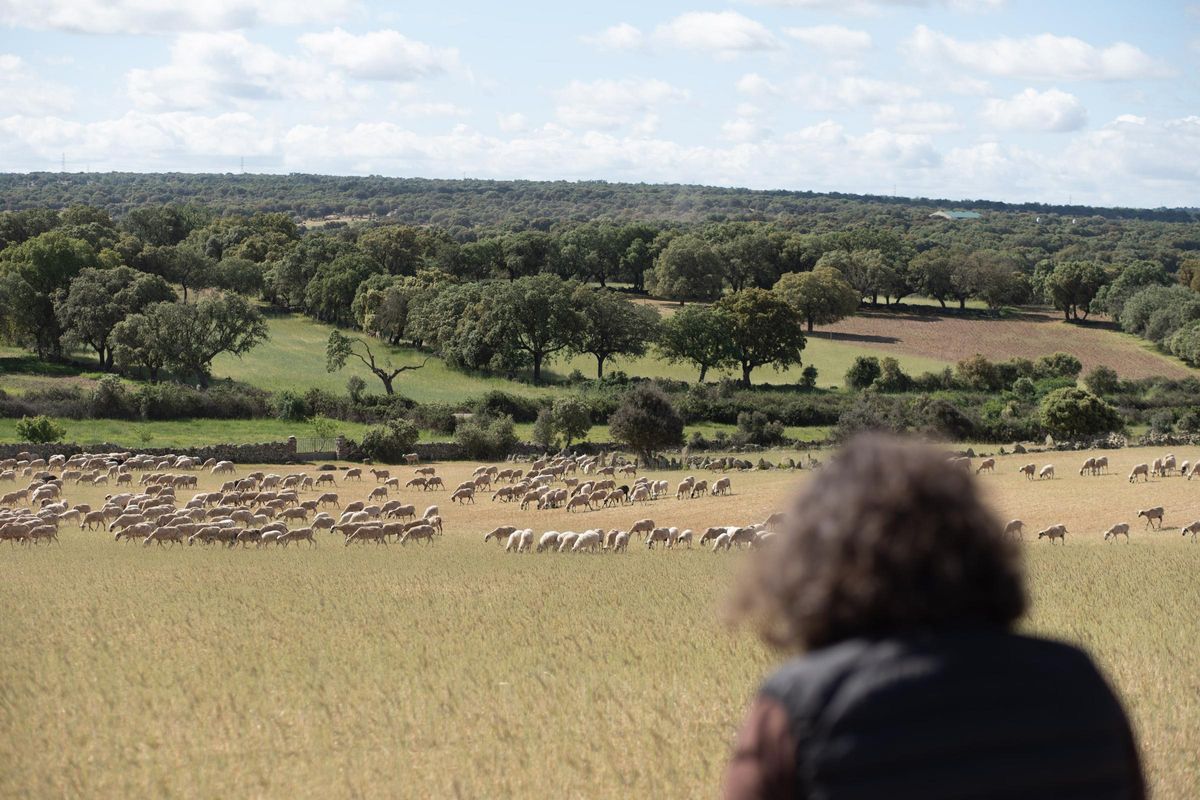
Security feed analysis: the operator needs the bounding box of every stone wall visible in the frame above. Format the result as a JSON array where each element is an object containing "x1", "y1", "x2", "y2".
[{"x1": 0, "y1": 437, "x2": 300, "y2": 464}]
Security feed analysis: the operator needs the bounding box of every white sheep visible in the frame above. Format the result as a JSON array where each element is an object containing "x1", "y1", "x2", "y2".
[
  {"x1": 1129, "y1": 463, "x2": 1149, "y2": 483},
  {"x1": 536, "y1": 531, "x2": 560, "y2": 553},
  {"x1": 711, "y1": 532, "x2": 733, "y2": 552},
  {"x1": 1003, "y1": 519, "x2": 1025, "y2": 538},
  {"x1": 1037, "y1": 524, "x2": 1067, "y2": 544},
  {"x1": 1038, "y1": 464, "x2": 1055, "y2": 480},
  {"x1": 557, "y1": 532, "x2": 579, "y2": 552},
  {"x1": 572, "y1": 530, "x2": 602, "y2": 553},
  {"x1": 1103, "y1": 522, "x2": 1131, "y2": 543}
]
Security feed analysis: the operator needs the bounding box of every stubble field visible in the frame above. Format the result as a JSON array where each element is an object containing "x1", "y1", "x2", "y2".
[{"x1": 1, "y1": 448, "x2": 1198, "y2": 799}]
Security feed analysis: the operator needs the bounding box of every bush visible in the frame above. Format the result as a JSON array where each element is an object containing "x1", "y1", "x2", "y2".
[
  {"x1": 455, "y1": 414, "x2": 518, "y2": 460},
  {"x1": 1012, "y1": 377, "x2": 1038, "y2": 401},
  {"x1": 735, "y1": 411, "x2": 787, "y2": 446},
  {"x1": 875, "y1": 357, "x2": 912, "y2": 393},
  {"x1": 1178, "y1": 407, "x2": 1200, "y2": 433},
  {"x1": 359, "y1": 418, "x2": 419, "y2": 463},
  {"x1": 1039, "y1": 387, "x2": 1122, "y2": 440},
  {"x1": 1148, "y1": 409, "x2": 1175, "y2": 435},
  {"x1": 472, "y1": 391, "x2": 541, "y2": 423},
  {"x1": 845, "y1": 356, "x2": 881, "y2": 390},
  {"x1": 1083, "y1": 365, "x2": 1120, "y2": 395},
  {"x1": 346, "y1": 375, "x2": 367, "y2": 402},
  {"x1": 912, "y1": 396, "x2": 976, "y2": 441},
  {"x1": 89, "y1": 375, "x2": 136, "y2": 419},
  {"x1": 799, "y1": 365, "x2": 818, "y2": 390},
  {"x1": 1034, "y1": 352, "x2": 1083, "y2": 380},
  {"x1": 610, "y1": 385, "x2": 684, "y2": 463},
  {"x1": 531, "y1": 408, "x2": 557, "y2": 449},
  {"x1": 955, "y1": 354, "x2": 1002, "y2": 391},
  {"x1": 274, "y1": 389, "x2": 309, "y2": 422},
  {"x1": 551, "y1": 397, "x2": 592, "y2": 446},
  {"x1": 834, "y1": 393, "x2": 908, "y2": 439},
  {"x1": 16, "y1": 415, "x2": 66, "y2": 444},
  {"x1": 408, "y1": 402, "x2": 459, "y2": 434}
]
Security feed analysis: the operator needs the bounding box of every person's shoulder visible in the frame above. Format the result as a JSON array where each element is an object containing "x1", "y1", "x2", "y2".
[
  {"x1": 996, "y1": 631, "x2": 1104, "y2": 673},
  {"x1": 758, "y1": 639, "x2": 879, "y2": 714}
]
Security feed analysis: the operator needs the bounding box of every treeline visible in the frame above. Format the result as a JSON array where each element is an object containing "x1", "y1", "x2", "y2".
[{"x1": 3, "y1": 173, "x2": 1195, "y2": 224}]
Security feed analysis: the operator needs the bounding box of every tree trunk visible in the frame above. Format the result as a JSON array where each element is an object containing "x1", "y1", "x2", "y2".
[
  {"x1": 698, "y1": 364, "x2": 708, "y2": 383},
  {"x1": 741, "y1": 362, "x2": 752, "y2": 388},
  {"x1": 379, "y1": 373, "x2": 395, "y2": 395},
  {"x1": 959, "y1": 298, "x2": 966, "y2": 310},
  {"x1": 596, "y1": 355, "x2": 605, "y2": 380},
  {"x1": 806, "y1": 317, "x2": 815, "y2": 333},
  {"x1": 532, "y1": 352, "x2": 543, "y2": 383},
  {"x1": 938, "y1": 298, "x2": 947, "y2": 309}
]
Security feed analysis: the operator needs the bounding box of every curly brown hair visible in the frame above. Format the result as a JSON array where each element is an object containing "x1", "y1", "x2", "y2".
[{"x1": 730, "y1": 434, "x2": 1027, "y2": 652}]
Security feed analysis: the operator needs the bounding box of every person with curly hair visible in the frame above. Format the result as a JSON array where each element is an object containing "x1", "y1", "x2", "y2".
[{"x1": 725, "y1": 435, "x2": 1144, "y2": 800}]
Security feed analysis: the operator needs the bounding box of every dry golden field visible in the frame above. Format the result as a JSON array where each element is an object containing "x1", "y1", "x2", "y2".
[{"x1": 1, "y1": 448, "x2": 1199, "y2": 799}]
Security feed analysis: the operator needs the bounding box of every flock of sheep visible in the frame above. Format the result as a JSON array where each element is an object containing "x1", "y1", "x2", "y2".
[
  {"x1": 0, "y1": 449, "x2": 757, "y2": 553},
  {"x1": 963, "y1": 451, "x2": 1200, "y2": 544}
]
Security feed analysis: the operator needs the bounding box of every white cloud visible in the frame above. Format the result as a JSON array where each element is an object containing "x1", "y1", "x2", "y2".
[
  {"x1": 583, "y1": 23, "x2": 645, "y2": 52},
  {"x1": 297, "y1": 28, "x2": 460, "y2": 82},
  {"x1": 981, "y1": 88, "x2": 1087, "y2": 132},
  {"x1": 795, "y1": 75, "x2": 921, "y2": 110},
  {"x1": 874, "y1": 101, "x2": 960, "y2": 134},
  {"x1": 905, "y1": 25, "x2": 1173, "y2": 81},
  {"x1": 496, "y1": 112, "x2": 528, "y2": 133},
  {"x1": 0, "y1": 54, "x2": 74, "y2": 115},
  {"x1": 654, "y1": 12, "x2": 780, "y2": 57},
  {"x1": 784, "y1": 25, "x2": 872, "y2": 52},
  {"x1": 397, "y1": 102, "x2": 469, "y2": 118},
  {"x1": 737, "y1": 73, "x2": 780, "y2": 97},
  {"x1": 746, "y1": 0, "x2": 1004, "y2": 12},
  {"x1": 126, "y1": 32, "x2": 355, "y2": 111},
  {"x1": 0, "y1": 0, "x2": 355, "y2": 34},
  {"x1": 554, "y1": 78, "x2": 688, "y2": 132}
]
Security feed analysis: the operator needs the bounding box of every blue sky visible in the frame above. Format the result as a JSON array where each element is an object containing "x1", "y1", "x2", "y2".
[{"x1": 0, "y1": 0, "x2": 1196, "y2": 206}]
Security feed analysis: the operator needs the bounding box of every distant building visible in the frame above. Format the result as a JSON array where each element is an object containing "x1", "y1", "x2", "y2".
[{"x1": 929, "y1": 210, "x2": 982, "y2": 220}]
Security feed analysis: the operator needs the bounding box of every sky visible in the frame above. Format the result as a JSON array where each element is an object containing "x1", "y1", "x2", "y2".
[{"x1": 0, "y1": 0, "x2": 1197, "y2": 207}]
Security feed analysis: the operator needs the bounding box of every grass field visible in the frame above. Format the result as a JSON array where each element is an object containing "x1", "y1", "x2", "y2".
[{"x1": 1, "y1": 447, "x2": 1198, "y2": 798}]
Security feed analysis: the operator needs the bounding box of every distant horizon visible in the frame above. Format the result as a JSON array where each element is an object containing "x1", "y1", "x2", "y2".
[
  {"x1": 4, "y1": 169, "x2": 1197, "y2": 214},
  {"x1": 1, "y1": 1, "x2": 1196, "y2": 208}
]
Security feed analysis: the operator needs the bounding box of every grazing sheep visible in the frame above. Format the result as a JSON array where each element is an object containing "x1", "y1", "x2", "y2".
[
  {"x1": 1184, "y1": 521, "x2": 1200, "y2": 541},
  {"x1": 699, "y1": 526, "x2": 733, "y2": 547},
  {"x1": 675, "y1": 478, "x2": 695, "y2": 499},
  {"x1": 369, "y1": 486, "x2": 388, "y2": 501},
  {"x1": 422, "y1": 505, "x2": 439, "y2": 519},
  {"x1": 690, "y1": 480, "x2": 709, "y2": 498},
  {"x1": 711, "y1": 477, "x2": 732, "y2": 496},
  {"x1": 1003, "y1": 519, "x2": 1025, "y2": 538},
  {"x1": 400, "y1": 525, "x2": 436, "y2": 546},
  {"x1": 1163, "y1": 454, "x2": 1177, "y2": 476},
  {"x1": 1037, "y1": 524, "x2": 1068, "y2": 544},
  {"x1": 1128, "y1": 463, "x2": 1150, "y2": 483},
  {"x1": 1019, "y1": 463, "x2": 1036, "y2": 480},
  {"x1": 763, "y1": 511, "x2": 785, "y2": 531},
  {"x1": 572, "y1": 530, "x2": 602, "y2": 553},
  {"x1": 612, "y1": 531, "x2": 629, "y2": 552},
  {"x1": 976, "y1": 458, "x2": 996, "y2": 475},
  {"x1": 1151, "y1": 458, "x2": 1164, "y2": 477},
  {"x1": 345, "y1": 468, "x2": 363, "y2": 481},
  {"x1": 646, "y1": 527, "x2": 672, "y2": 549},
  {"x1": 317, "y1": 492, "x2": 340, "y2": 508},
  {"x1": 406, "y1": 477, "x2": 427, "y2": 490},
  {"x1": 1079, "y1": 457, "x2": 1096, "y2": 476},
  {"x1": 1138, "y1": 507, "x2": 1165, "y2": 529},
  {"x1": 1103, "y1": 523, "x2": 1131, "y2": 543},
  {"x1": 403, "y1": 453, "x2": 419, "y2": 465},
  {"x1": 536, "y1": 531, "x2": 560, "y2": 553},
  {"x1": 566, "y1": 494, "x2": 591, "y2": 513},
  {"x1": 278, "y1": 527, "x2": 316, "y2": 547},
  {"x1": 629, "y1": 518, "x2": 655, "y2": 539},
  {"x1": 369, "y1": 468, "x2": 389, "y2": 483},
  {"x1": 1094, "y1": 456, "x2": 1109, "y2": 474},
  {"x1": 557, "y1": 532, "x2": 579, "y2": 552},
  {"x1": 425, "y1": 477, "x2": 445, "y2": 491},
  {"x1": 1038, "y1": 464, "x2": 1055, "y2": 480},
  {"x1": 711, "y1": 532, "x2": 733, "y2": 552},
  {"x1": 485, "y1": 525, "x2": 517, "y2": 545},
  {"x1": 451, "y1": 487, "x2": 476, "y2": 504},
  {"x1": 675, "y1": 529, "x2": 694, "y2": 549}
]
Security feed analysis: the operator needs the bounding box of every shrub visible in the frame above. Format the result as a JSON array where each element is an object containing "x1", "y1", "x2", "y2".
[
  {"x1": 735, "y1": 411, "x2": 787, "y2": 446},
  {"x1": 610, "y1": 385, "x2": 684, "y2": 463},
  {"x1": 834, "y1": 393, "x2": 908, "y2": 439},
  {"x1": 799, "y1": 365, "x2": 818, "y2": 390},
  {"x1": 472, "y1": 391, "x2": 541, "y2": 423},
  {"x1": 551, "y1": 397, "x2": 592, "y2": 446},
  {"x1": 1178, "y1": 407, "x2": 1200, "y2": 433},
  {"x1": 955, "y1": 354, "x2": 1002, "y2": 391},
  {"x1": 1039, "y1": 387, "x2": 1122, "y2": 440},
  {"x1": 408, "y1": 402, "x2": 459, "y2": 434},
  {"x1": 455, "y1": 414, "x2": 518, "y2": 460},
  {"x1": 359, "y1": 418, "x2": 419, "y2": 463},
  {"x1": 531, "y1": 408, "x2": 557, "y2": 449},
  {"x1": 1083, "y1": 365, "x2": 1120, "y2": 395},
  {"x1": 274, "y1": 390, "x2": 308, "y2": 422},
  {"x1": 1148, "y1": 410, "x2": 1175, "y2": 435},
  {"x1": 912, "y1": 396, "x2": 976, "y2": 441},
  {"x1": 1034, "y1": 352, "x2": 1083, "y2": 380},
  {"x1": 875, "y1": 357, "x2": 912, "y2": 393},
  {"x1": 89, "y1": 375, "x2": 136, "y2": 419},
  {"x1": 346, "y1": 375, "x2": 367, "y2": 402},
  {"x1": 845, "y1": 356, "x2": 881, "y2": 390},
  {"x1": 1012, "y1": 377, "x2": 1038, "y2": 401},
  {"x1": 16, "y1": 415, "x2": 66, "y2": 444}
]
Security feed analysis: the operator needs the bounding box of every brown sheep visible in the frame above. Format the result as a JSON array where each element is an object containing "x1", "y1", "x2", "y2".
[
  {"x1": 976, "y1": 458, "x2": 996, "y2": 475},
  {"x1": 1137, "y1": 507, "x2": 1164, "y2": 529},
  {"x1": 1037, "y1": 524, "x2": 1067, "y2": 544},
  {"x1": 1018, "y1": 463, "x2": 1036, "y2": 480},
  {"x1": 1128, "y1": 463, "x2": 1149, "y2": 483}
]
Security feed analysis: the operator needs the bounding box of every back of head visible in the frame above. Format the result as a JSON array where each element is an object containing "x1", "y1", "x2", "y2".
[{"x1": 732, "y1": 434, "x2": 1026, "y2": 652}]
